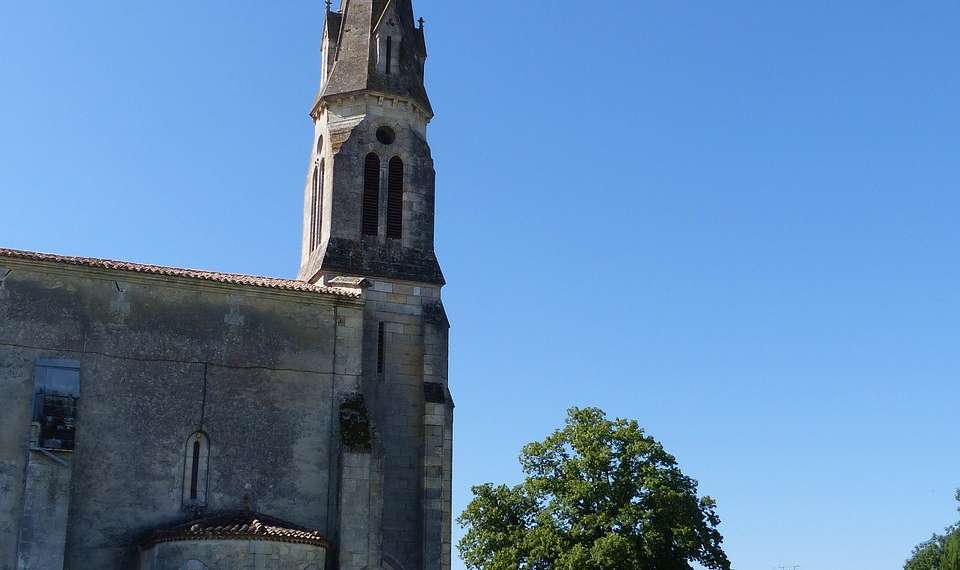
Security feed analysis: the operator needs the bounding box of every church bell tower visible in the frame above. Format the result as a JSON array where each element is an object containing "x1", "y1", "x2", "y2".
[
  {"x1": 299, "y1": 2, "x2": 453, "y2": 569},
  {"x1": 299, "y1": 0, "x2": 442, "y2": 287}
]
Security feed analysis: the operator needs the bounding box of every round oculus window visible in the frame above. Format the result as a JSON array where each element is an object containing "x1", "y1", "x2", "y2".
[{"x1": 376, "y1": 126, "x2": 396, "y2": 145}]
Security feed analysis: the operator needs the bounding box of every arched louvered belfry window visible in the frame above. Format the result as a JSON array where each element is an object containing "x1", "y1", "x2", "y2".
[
  {"x1": 387, "y1": 157, "x2": 404, "y2": 240},
  {"x1": 182, "y1": 432, "x2": 210, "y2": 507},
  {"x1": 362, "y1": 153, "x2": 381, "y2": 236}
]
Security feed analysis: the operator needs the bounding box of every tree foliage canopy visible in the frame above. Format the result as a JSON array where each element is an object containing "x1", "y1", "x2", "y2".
[
  {"x1": 905, "y1": 490, "x2": 960, "y2": 570},
  {"x1": 943, "y1": 533, "x2": 960, "y2": 570},
  {"x1": 457, "y1": 407, "x2": 731, "y2": 570}
]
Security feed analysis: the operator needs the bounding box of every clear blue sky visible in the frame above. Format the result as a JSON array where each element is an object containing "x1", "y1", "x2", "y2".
[{"x1": 2, "y1": 2, "x2": 958, "y2": 568}]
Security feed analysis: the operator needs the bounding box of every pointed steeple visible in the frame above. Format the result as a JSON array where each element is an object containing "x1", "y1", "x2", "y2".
[{"x1": 315, "y1": 0, "x2": 431, "y2": 116}]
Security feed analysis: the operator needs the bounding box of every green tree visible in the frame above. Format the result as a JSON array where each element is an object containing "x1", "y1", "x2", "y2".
[
  {"x1": 457, "y1": 407, "x2": 731, "y2": 570},
  {"x1": 907, "y1": 538, "x2": 944, "y2": 570},
  {"x1": 942, "y1": 532, "x2": 960, "y2": 570},
  {"x1": 905, "y1": 490, "x2": 960, "y2": 570}
]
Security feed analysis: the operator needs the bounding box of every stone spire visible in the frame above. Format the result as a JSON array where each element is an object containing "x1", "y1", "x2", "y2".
[{"x1": 314, "y1": 0, "x2": 432, "y2": 117}]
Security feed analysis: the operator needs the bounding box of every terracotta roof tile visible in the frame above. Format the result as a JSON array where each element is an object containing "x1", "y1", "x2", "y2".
[
  {"x1": 142, "y1": 511, "x2": 330, "y2": 548},
  {"x1": 0, "y1": 247, "x2": 360, "y2": 298}
]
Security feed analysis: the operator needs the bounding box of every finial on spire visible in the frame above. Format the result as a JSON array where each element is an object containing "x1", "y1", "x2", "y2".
[
  {"x1": 418, "y1": 17, "x2": 425, "y2": 29},
  {"x1": 325, "y1": 0, "x2": 333, "y2": 12}
]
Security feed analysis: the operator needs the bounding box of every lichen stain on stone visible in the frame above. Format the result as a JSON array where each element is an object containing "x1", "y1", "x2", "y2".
[{"x1": 339, "y1": 395, "x2": 371, "y2": 452}]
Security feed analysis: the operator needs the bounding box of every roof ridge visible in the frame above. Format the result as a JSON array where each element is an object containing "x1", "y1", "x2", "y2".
[{"x1": 0, "y1": 247, "x2": 360, "y2": 298}]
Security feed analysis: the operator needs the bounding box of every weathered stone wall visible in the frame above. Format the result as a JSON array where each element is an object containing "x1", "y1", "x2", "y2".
[
  {"x1": 337, "y1": 451, "x2": 380, "y2": 570},
  {"x1": 140, "y1": 538, "x2": 326, "y2": 570},
  {"x1": 422, "y1": 304, "x2": 453, "y2": 570},
  {"x1": 352, "y1": 277, "x2": 451, "y2": 570},
  {"x1": 15, "y1": 452, "x2": 72, "y2": 570},
  {"x1": 0, "y1": 259, "x2": 363, "y2": 570},
  {"x1": 0, "y1": 340, "x2": 34, "y2": 570}
]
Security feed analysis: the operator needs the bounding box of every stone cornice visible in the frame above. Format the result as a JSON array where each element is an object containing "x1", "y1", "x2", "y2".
[{"x1": 311, "y1": 89, "x2": 434, "y2": 122}]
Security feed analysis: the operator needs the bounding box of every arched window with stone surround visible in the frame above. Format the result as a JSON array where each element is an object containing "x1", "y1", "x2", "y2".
[
  {"x1": 309, "y1": 136, "x2": 325, "y2": 252},
  {"x1": 182, "y1": 432, "x2": 210, "y2": 507},
  {"x1": 313, "y1": 159, "x2": 325, "y2": 250},
  {"x1": 362, "y1": 153, "x2": 381, "y2": 236},
  {"x1": 310, "y1": 164, "x2": 320, "y2": 251}
]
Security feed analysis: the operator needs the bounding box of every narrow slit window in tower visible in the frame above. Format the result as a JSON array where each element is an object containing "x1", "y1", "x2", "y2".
[
  {"x1": 387, "y1": 157, "x2": 403, "y2": 239},
  {"x1": 377, "y1": 322, "x2": 385, "y2": 374},
  {"x1": 362, "y1": 153, "x2": 381, "y2": 236}
]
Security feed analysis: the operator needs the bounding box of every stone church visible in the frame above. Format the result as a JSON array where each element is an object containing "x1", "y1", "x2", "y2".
[{"x1": 0, "y1": 1, "x2": 453, "y2": 568}]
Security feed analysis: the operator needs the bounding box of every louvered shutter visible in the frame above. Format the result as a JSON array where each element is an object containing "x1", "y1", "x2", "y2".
[
  {"x1": 387, "y1": 157, "x2": 404, "y2": 240},
  {"x1": 362, "y1": 153, "x2": 380, "y2": 236}
]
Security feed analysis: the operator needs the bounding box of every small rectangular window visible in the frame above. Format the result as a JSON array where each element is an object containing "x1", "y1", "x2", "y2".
[
  {"x1": 377, "y1": 322, "x2": 385, "y2": 374},
  {"x1": 32, "y1": 359, "x2": 80, "y2": 451}
]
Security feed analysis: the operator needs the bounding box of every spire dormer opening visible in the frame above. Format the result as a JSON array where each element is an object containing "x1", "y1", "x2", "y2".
[
  {"x1": 386, "y1": 36, "x2": 393, "y2": 75},
  {"x1": 377, "y1": 33, "x2": 400, "y2": 76}
]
